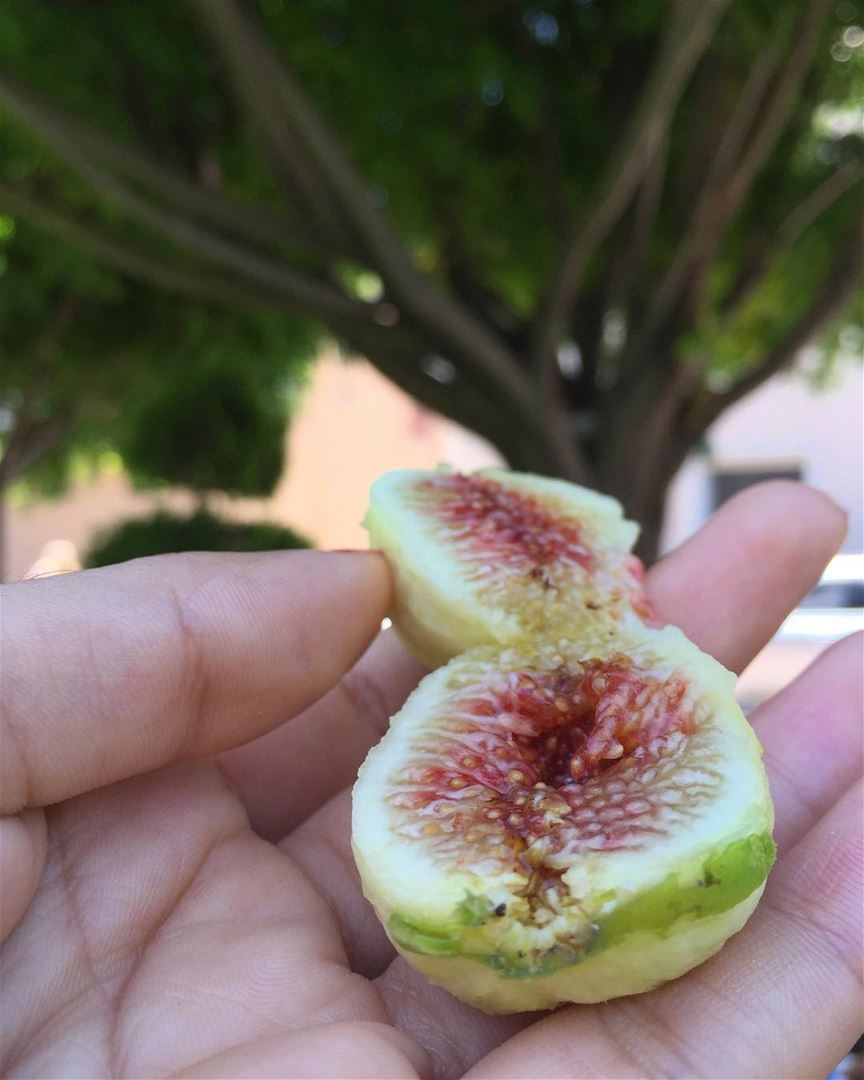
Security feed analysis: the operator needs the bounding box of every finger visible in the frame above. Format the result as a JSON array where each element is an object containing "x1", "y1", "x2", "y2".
[
  {"x1": 0, "y1": 551, "x2": 390, "y2": 813},
  {"x1": 231, "y1": 481, "x2": 846, "y2": 836},
  {"x1": 752, "y1": 632, "x2": 863, "y2": 853},
  {"x1": 649, "y1": 480, "x2": 846, "y2": 674},
  {"x1": 466, "y1": 781, "x2": 863, "y2": 1080},
  {"x1": 221, "y1": 629, "x2": 426, "y2": 841},
  {"x1": 0, "y1": 809, "x2": 46, "y2": 942}
]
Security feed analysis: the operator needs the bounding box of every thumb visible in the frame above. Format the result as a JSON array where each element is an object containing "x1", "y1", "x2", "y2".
[{"x1": 0, "y1": 550, "x2": 390, "y2": 814}]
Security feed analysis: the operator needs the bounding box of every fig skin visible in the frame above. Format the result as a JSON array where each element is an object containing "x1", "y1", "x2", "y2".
[
  {"x1": 353, "y1": 468, "x2": 775, "y2": 1013},
  {"x1": 365, "y1": 466, "x2": 646, "y2": 667},
  {"x1": 382, "y1": 893, "x2": 766, "y2": 1013}
]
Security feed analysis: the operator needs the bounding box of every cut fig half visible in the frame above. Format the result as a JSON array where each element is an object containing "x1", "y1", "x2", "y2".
[
  {"x1": 352, "y1": 625, "x2": 774, "y2": 1013},
  {"x1": 365, "y1": 467, "x2": 653, "y2": 667}
]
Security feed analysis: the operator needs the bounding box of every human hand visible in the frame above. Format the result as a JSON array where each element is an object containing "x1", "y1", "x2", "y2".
[{"x1": 2, "y1": 482, "x2": 861, "y2": 1078}]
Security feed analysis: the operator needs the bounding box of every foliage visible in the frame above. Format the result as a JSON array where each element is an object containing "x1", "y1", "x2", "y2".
[
  {"x1": 1, "y1": 0, "x2": 862, "y2": 555},
  {"x1": 120, "y1": 366, "x2": 288, "y2": 497},
  {"x1": 0, "y1": 214, "x2": 317, "y2": 497},
  {"x1": 84, "y1": 509, "x2": 311, "y2": 569}
]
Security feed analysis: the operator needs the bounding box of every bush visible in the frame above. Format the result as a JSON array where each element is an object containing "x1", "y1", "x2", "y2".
[
  {"x1": 120, "y1": 368, "x2": 289, "y2": 498},
  {"x1": 85, "y1": 509, "x2": 312, "y2": 568}
]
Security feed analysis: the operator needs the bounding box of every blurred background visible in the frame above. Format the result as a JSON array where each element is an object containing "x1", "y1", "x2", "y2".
[
  {"x1": 1, "y1": 0, "x2": 862, "y2": 711},
  {"x1": 0, "y1": 2, "x2": 862, "y2": 1072}
]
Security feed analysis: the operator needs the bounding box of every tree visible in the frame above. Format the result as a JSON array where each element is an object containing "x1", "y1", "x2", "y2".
[
  {"x1": 1, "y1": 0, "x2": 861, "y2": 558},
  {"x1": 0, "y1": 217, "x2": 316, "y2": 496}
]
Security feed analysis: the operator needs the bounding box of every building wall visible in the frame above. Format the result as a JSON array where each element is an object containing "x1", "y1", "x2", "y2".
[
  {"x1": 662, "y1": 359, "x2": 863, "y2": 554},
  {"x1": 259, "y1": 355, "x2": 502, "y2": 550}
]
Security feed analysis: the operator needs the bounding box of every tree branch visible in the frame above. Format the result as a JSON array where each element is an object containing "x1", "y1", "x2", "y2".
[
  {"x1": 0, "y1": 183, "x2": 569, "y2": 477},
  {"x1": 701, "y1": 44, "x2": 781, "y2": 194},
  {"x1": 187, "y1": 0, "x2": 546, "y2": 435},
  {"x1": 0, "y1": 183, "x2": 368, "y2": 325},
  {"x1": 0, "y1": 67, "x2": 314, "y2": 256},
  {"x1": 723, "y1": 0, "x2": 832, "y2": 216},
  {"x1": 621, "y1": 127, "x2": 670, "y2": 320},
  {"x1": 0, "y1": 93, "x2": 365, "y2": 325},
  {"x1": 443, "y1": 256, "x2": 526, "y2": 346},
  {"x1": 570, "y1": 283, "x2": 608, "y2": 400},
  {"x1": 333, "y1": 329, "x2": 515, "y2": 461},
  {"x1": 719, "y1": 159, "x2": 864, "y2": 316},
  {"x1": 186, "y1": 3, "x2": 352, "y2": 253},
  {"x1": 536, "y1": 80, "x2": 569, "y2": 239},
  {"x1": 614, "y1": 46, "x2": 780, "y2": 375},
  {"x1": 335, "y1": 334, "x2": 574, "y2": 476},
  {"x1": 530, "y1": 0, "x2": 730, "y2": 382},
  {"x1": 0, "y1": 161, "x2": 369, "y2": 329},
  {"x1": 30, "y1": 291, "x2": 83, "y2": 360},
  {"x1": 440, "y1": 208, "x2": 526, "y2": 345},
  {"x1": 695, "y1": 219, "x2": 863, "y2": 424},
  {"x1": 618, "y1": 0, "x2": 830, "y2": 379},
  {"x1": 0, "y1": 405, "x2": 77, "y2": 489}
]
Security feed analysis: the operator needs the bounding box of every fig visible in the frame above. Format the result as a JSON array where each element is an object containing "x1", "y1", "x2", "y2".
[
  {"x1": 353, "y1": 467, "x2": 774, "y2": 1013},
  {"x1": 364, "y1": 466, "x2": 653, "y2": 667},
  {"x1": 353, "y1": 628, "x2": 774, "y2": 1013}
]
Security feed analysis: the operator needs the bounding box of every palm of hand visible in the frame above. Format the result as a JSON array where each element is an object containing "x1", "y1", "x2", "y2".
[{"x1": 2, "y1": 484, "x2": 861, "y2": 1079}]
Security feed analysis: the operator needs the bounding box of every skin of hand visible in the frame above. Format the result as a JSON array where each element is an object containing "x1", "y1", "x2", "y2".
[{"x1": 1, "y1": 481, "x2": 861, "y2": 1080}]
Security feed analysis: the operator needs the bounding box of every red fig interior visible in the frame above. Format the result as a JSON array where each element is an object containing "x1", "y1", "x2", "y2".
[
  {"x1": 412, "y1": 471, "x2": 597, "y2": 574},
  {"x1": 405, "y1": 471, "x2": 654, "y2": 621},
  {"x1": 388, "y1": 657, "x2": 722, "y2": 904}
]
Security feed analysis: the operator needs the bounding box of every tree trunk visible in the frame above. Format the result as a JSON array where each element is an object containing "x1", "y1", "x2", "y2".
[
  {"x1": 591, "y1": 380, "x2": 695, "y2": 564},
  {"x1": 591, "y1": 462, "x2": 664, "y2": 564},
  {"x1": 627, "y1": 477, "x2": 673, "y2": 566}
]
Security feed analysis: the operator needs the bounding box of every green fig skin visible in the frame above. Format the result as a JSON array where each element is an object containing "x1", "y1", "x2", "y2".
[
  {"x1": 386, "y1": 890, "x2": 766, "y2": 1013},
  {"x1": 376, "y1": 831, "x2": 774, "y2": 1012}
]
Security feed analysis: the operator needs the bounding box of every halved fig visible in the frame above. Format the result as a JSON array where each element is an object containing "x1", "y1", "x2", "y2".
[
  {"x1": 365, "y1": 467, "x2": 653, "y2": 667},
  {"x1": 352, "y1": 626, "x2": 774, "y2": 1013}
]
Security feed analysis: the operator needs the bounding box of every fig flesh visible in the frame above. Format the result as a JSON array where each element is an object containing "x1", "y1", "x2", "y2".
[
  {"x1": 353, "y1": 628, "x2": 773, "y2": 1012},
  {"x1": 365, "y1": 467, "x2": 652, "y2": 667},
  {"x1": 353, "y1": 468, "x2": 774, "y2": 1013}
]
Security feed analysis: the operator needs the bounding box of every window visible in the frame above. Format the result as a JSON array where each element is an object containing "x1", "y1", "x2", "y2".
[
  {"x1": 711, "y1": 464, "x2": 803, "y2": 509},
  {"x1": 799, "y1": 581, "x2": 864, "y2": 609}
]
